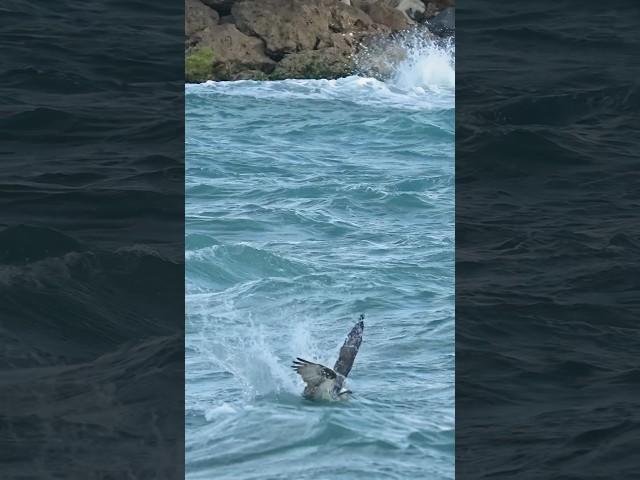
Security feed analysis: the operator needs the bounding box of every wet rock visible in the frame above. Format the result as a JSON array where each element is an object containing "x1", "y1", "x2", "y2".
[
  {"x1": 428, "y1": 0, "x2": 455, "y2": 9},
  {"x1": 316, "y1": 32, "x2": 357, "y2": 50},
  {"x1": 394, "y1": 0, "x2": 426, "y2": 21},
  {"x1": 356, "y1": 1, "x2": 412, "y2": 31},
  {"x1": 271, "y1": 47, "x2": 353, "y2": 79},
  {"x1": 186, "y1": 0, "x2": 219, "y2": 38},
  {"x1": 192, "y1": 23, "x2": 276, "y2": 80},
  {"x1": 329, "y1": 2, "x2": 376, "y2": 33},
  {"x1": 219, "y1": 15, "x2": 235, "y2": 25},
  {"x1": 427, "y1": 6, "x2": 454, "y2": 36},
  {"x1": 231, "y1": 70, "x2": 270, "y2": 80},
  {"x1": 200, "y1": 0, "x2": 235, "y2": 16},
  {"x1": 232, "y1": 0, "x2": 332, "y2": 58},
  {"x1": 355, "y1": 27, "x2": 437, "y2": 79},
  {"x1": 184, "y1": 0, "x2": 453, "y2": 80},
  {"x1": 417, "y1": 1, "x2": 439, "y2": 21}
]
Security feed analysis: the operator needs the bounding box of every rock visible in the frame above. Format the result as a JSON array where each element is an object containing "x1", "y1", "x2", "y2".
[
  {"x1": 427, "y1": 6, "x2": 454, "y2": 36},
  {"x1": 184, "y1": 0, "x2": 450, "y2": 80},
  {"x1": 355, "y1": 37, "x2": 406, "y2": 79},
  {"x1": 394, "y1": 0, "x2": 425, "y2": 21},
  {"x1": 355, "y1": 0, "x2": 423, "y2": 22},
  {"x1": 193, "y1": 23, "x2": 276, "y2": 80},
  {"x1": 200, "y1": 0, "x2": 236, "y2": 15},
  {"x1": 271, "y1": 47, "x2": 353, "y2": 79},
  {"x1": 357, "y1": 1, "x2": 412, "y2": 31},
  {"x1": 417, "y1": 2, "x2": 438, "y2": 21},
  {"x1": 329, "y1": 2, "x2": 376, "y2": 32},
  {"x1": 354, "y1": 28, "x2": 437, "y2": 79},
  {"x1": 219, "y1": 15, "x2": 235, "y2": 25},
  {"x1": 231, "y1": 70, "x2": 270, "y2": 80},
  {"x1": 185, "y1": 46, "x2": 216, "y2": 82},
  {"x1": 429, "y1": 0, "x2": 455, "y2": 8},
  {"x1": 316, "y1": 32, "x2": 356, "y2": 50},
  {"x1": 186, "y1": 0, "x2": 219, "y2": 38},
  {"x1": 232, "y1": 0, "x2": 332, "y2": 58}
]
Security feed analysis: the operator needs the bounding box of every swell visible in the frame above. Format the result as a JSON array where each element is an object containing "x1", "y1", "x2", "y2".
[
  {"x1": 1, "y1": 334, "x2": 183, "y2": 477},
  {"x1": 0, "y1": 225, "x2": 182, "y2": 368},
  {"x1": 456, "y1": 0, "x2": 640, "y2": 476}
]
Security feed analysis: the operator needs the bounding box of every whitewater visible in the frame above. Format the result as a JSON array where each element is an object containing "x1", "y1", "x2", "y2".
[{"x1": 186, "y1": 35, "x2": 454, "y2": 480}]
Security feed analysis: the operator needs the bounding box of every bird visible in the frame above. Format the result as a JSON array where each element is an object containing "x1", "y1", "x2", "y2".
[{"x1": 291, "y1": 314, "x2": 364, "y2": 401}]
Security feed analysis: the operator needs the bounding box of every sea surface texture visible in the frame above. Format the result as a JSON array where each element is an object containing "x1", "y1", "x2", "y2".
[
  {"x1": 1, "y1": 0, "x2": 184, "y2": 478},
  {"x1": 456, "y1": 1, "x2": 640, "y2": 478},
  {"x1": 186, "y1": 36, "x2": 455, "y2": 479}
]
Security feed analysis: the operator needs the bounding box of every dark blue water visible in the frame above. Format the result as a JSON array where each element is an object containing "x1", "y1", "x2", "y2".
[
  {"x1": 456, "y1": 1, "x2": 640, "y2": 478},
  {"x1": 186, "y1": 38, "x2": 454, "y2": 479},
  {"x1": 1, "y1": 1, "x2": 184, "y2": 478}
]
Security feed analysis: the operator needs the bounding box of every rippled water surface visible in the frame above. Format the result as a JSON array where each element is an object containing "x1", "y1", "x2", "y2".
[
  {"x1": 1, "y1": 0, "x2": 184, "y2": 477},
  {"x1": 186, "y1": 39, "x2": 454, "y2": 480},
  {"x1": 455, "y1": 1, "x2": 640, "y2": 477}
]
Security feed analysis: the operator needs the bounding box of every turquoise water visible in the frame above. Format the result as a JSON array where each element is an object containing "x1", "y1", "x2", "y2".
[{"x1": 186, "y1": 39, "x2": 454, "y2": 480}]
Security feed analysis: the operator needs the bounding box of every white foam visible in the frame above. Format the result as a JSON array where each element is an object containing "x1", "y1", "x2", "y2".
[
  {"x1": 187, "y1": 306, "x2": 328, "y2": 404},
  {"x1": 391, "y1": 38, "x2": 455, "y2": 92},
  {"x1": 186, "y1": 32, "x2": 454, "y2": 111},
  {"x1": 204, "y1": 402, "x2": 237, "y2": 420}
]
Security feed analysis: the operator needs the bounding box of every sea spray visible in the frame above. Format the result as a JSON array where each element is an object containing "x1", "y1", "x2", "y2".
[
  {"x1": 355, "y1": 28, "x2": 454, "y2": 91},
  {"x1": 189, "y1": 306, "x2": 326, "y2": 403},
  {"x1": 391, "y1": 35, "x2": 454, "y2": 91},
  {"x1": 191, "y1": 28, "x2": 453, "y2": 111}
]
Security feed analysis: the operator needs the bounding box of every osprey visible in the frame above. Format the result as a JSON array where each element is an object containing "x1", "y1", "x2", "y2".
[{"x1": 291, "y1": 314, "x2": 364, "y2": 401}]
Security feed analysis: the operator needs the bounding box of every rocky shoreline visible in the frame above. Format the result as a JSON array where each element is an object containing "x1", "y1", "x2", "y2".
[{"x1": 186, "y1": 0, "x2": 454, "y2": 82}]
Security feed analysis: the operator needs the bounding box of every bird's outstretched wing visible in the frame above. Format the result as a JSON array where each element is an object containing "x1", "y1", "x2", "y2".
[
  {"x1": 291, "y1": 358, "x2": 336, "y2": 387},
  {"x1": 333, "y1": 314, "x2": 365, "y2": 377}
]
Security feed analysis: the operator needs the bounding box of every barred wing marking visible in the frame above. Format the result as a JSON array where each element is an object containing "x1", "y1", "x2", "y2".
[
  {"x1": 333, "y1": 314, "x2": 364, "y2": 377},
  {"x1": 291, "y1": 358, "x2": 336, "y2": 386}
]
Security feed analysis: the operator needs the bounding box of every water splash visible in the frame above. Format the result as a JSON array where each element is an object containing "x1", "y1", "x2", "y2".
[
  {"x1": 187, "y1": 28, "x2": 454, "y2": 111},
  {"x1": 355, "y1": 28, "x2": 454, "y2": 92},
  {"x1": 188, "y1": 304, "x2": 326, "y2": 405},
  {"x1": 390, "y1": 35, "x2": 454, "y2": 92}
]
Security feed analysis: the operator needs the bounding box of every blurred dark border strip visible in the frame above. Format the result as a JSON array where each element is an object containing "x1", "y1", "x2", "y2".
[
  {"x1": 456, "y1": 1, "x2": 640, "y2": 477},
  {"x1": 0, "y1": 1, "x2": 185, "y2": 478}
]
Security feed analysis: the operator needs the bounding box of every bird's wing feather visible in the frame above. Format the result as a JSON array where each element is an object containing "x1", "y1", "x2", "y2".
[
  {"x1": 291, "y1": 358, "x2": 336, "y2": 387},
  {"x1": 333, "y1": 314, "x2": 365, "y2": 377}
]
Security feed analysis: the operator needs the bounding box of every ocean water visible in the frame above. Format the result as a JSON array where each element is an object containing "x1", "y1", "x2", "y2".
[
  {"x1": 1, "y1": 0, "x2": 184, "y2": 477},
  {"x1": 186, "y1": 37, "x2": 455, "y2": 479},
  {"x1": 455, "y1": 1, "x2": 640, "y2": 477}
]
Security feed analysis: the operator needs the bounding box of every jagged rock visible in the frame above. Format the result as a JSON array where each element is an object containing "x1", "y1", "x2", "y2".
[
  {"x1": 184, "y1": 0, "x2": 453, "y2": 80},
  {"x1": 200, "y1": 0, "x2": 236, "y2": 15},
  {"x1": 219, "y1": 15, "x2": 235, "y2": 25},
  {"x1": 355, "y1": 39, "x2": 405, "y2": 79},
  {"x1": 420, "y1": 2, "x2": 440, "y2": 21},
  {"x1": 232, "y1": 0, "x2": 333, "y2": 58},
  {"x1": 356, "y1": 1, "x2": 412, "y2": 31},
  {"x1": 271, "y1": 47, "x2": 353, "y2": 79},
  {"x1": 231, "y1": 70, "x2": 270, "y2": 80},
  {"x1": 186, "y1": 0, "x2": 219, "y2": 38},
  {"x1": 329, "y1": 3, "x2": 375, "y2": 32},
  {"x1": 427, "y1": 6, "x2": 454, "y2": 36},
  {"x1": 355, "y1": 28, "x2": 437, "y2": 79},
  {"x1": 396, "y1": 0, "x2": 425, "y2": 20},
  {"x1": 316, "y1": 32, "x2": 357, "y2": 50},
  {"x1": 193, "y1": 23, "x2": 276, "y2": 79},
  {"x1": 353, "y1": 0, "x2": 423, "y2": 23}
]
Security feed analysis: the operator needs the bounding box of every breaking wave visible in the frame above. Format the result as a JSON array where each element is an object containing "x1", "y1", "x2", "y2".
[{"x1": 186, "y1": 28, "x2": 453, "y2": 110}]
